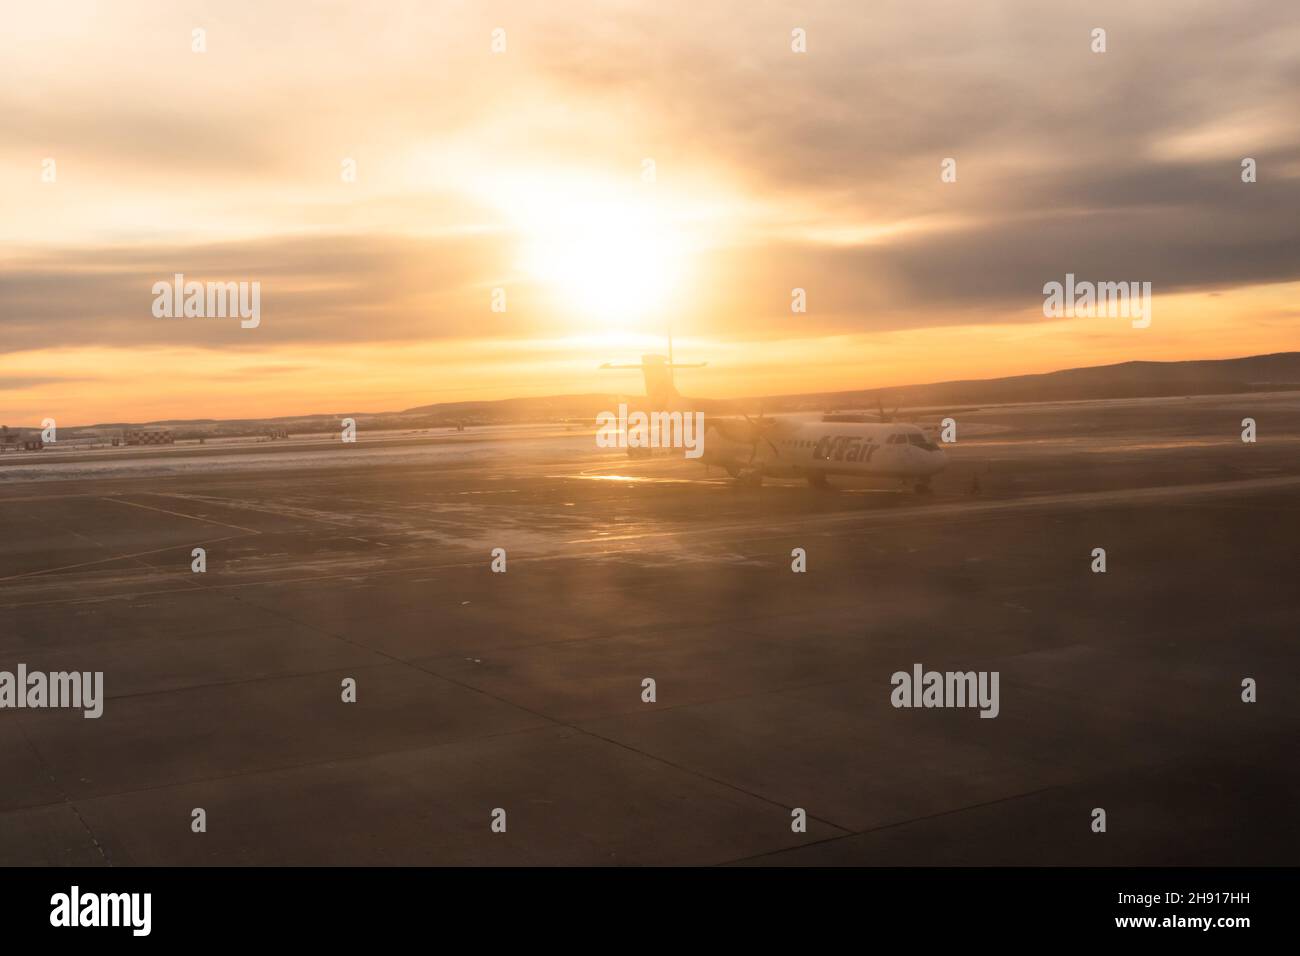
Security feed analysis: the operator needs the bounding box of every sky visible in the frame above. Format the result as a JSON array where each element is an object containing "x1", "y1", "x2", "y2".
[{"x1": 2, "y1": 0, "x2": 1298, "y2": 425}]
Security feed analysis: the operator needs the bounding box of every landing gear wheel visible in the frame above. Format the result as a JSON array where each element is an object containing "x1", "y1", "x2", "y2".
[
  {"x1": 914, "y1": 481, "x2": 933, "y2": 495},
  {"x1": 806, "y1": 473, "x2": 831, "y2": 490}
]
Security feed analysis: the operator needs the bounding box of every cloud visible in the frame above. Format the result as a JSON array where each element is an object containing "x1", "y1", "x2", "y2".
[
  {"x1": 0, "y1": 0, "x2": 1298, "y2": 420},
  {"x1": 0, "y1": 232, "x2": 519, "y2": 353},
  {"x1": 0, "y1": 375, "x2": 94, "y2": 392}
]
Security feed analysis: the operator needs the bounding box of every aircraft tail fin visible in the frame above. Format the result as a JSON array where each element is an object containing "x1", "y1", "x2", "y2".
[{"x1": 599, "y1": 353, "x2": 705, "y2": 409}]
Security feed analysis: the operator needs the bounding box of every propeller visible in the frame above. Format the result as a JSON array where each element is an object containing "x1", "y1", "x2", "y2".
[
  {"x1": 875, "y1": 394, "x2": 902, "y2": 423},
  {"x1": 741, "y1": 404, "x2": 781, "y2": 461}
]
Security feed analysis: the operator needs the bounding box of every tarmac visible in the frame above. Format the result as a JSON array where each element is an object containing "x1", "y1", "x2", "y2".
[{"x1": 1, "y1": 392, "x2": 1297, "y2": 865}]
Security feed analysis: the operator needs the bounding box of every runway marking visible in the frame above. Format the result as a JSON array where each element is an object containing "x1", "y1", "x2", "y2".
[
  {"x1": 0, "y1": 491, "x2": 261, "y2": 582},
  {"x1": 149, "y1": 491, "x2": 377, "y2": 530},
  {"x1": 0, "y1": 552, "x2": 488, "y2": 606},
  {"x1": 101, "y1": 495, "x2": 264, "y2": 534},
  {"x1": 4, "y1": 472, "x2": 1298, "y2": 602},
  {"x1": 0, "y1": 535, "x2": 249, "y2": 582}
]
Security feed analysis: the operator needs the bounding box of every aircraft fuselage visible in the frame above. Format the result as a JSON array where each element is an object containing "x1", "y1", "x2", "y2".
[{"x1": 700, "y1": 419, "x2": 947, "y2": 486}]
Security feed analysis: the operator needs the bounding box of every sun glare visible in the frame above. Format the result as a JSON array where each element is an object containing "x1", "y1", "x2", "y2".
[{"x1": 519, "y1": 197, "x2": 685, "y2": 329}]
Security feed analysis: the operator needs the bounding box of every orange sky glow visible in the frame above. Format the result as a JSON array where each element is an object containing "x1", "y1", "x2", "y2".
[{"x1": 2, "y1": 1, "x2": 1297, "y2": 425}]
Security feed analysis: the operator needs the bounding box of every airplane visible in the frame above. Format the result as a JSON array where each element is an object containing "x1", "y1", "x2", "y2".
[{"x1": 600, "y1": 339, "x2": 948, "y2": 493}]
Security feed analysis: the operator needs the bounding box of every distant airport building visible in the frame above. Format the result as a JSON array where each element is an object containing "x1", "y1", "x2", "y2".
[
  {"x1": 0, "y1": 426, "x2": 43, "y2": 452},
  {"x1": 123, "y1": 428, "x2": 175, "y2": 446}
]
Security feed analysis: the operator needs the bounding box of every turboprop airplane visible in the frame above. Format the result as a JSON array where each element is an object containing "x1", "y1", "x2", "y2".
[
  {"x1": 702, "y1": 410, "x2": 947, "y2": 493},
  {"x1": 599, "y1": 341, "x2": 948, "y2": 493}
]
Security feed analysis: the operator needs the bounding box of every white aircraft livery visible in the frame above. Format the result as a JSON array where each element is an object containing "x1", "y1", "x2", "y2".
[
  {"x1": 601, "y1": 341, "x2": 948, "y2": 492},
  {"x1": 702, "y1": 416, "x2": 947, "y2": 491}
]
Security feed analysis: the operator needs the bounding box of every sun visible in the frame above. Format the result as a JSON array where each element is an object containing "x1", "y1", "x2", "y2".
[
  {"x1": 469, "y1": 167, "x2": 705, "y2": 332},
  {"x1": 511, "y1": 184, "x2": 689, "y2": 329}
]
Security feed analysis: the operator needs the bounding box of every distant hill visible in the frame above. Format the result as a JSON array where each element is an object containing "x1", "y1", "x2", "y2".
[
  {"x1": 46, "y1": 352, "x2": 1300, "y2": 437},
  {"x1": 766, "y1": 352, "x2": 1300, "y2": 411}
]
